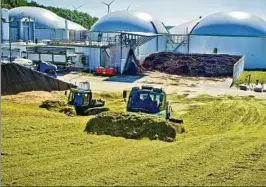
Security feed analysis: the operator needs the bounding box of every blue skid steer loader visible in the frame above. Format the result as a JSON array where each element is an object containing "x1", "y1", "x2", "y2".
[
  {"x1": 67, "y1": 82, "x2": 109, "y2": 116},
  {"x1": 123, "y1": 86, "x2": 183, "y2": 123}
]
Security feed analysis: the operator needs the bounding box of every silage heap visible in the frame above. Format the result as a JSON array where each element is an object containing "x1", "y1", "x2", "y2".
[
  {"x1": 142, "y1": 52, "x2": 241, "y2": 77},
  {"x1": 85, "y1": 112, "x2": 185, "y2": 142},
  {"x1": 40, "y1": 100, "x2": 76, "y2": 116}
]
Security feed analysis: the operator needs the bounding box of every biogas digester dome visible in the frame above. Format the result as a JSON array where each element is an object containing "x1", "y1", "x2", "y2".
[
  {"x1": 9, "y1": 6, "x2": 86, "y2": 41},
  {"x1": 192, "y1": 11, "x2": 266, "y2": 37},
  {"x1": 90, "y1": 10, "x2": 168, "y2": 34},
  {"x1": 171, "y1": 11, "x2": 266, "y2": 69},
  {"x1": 91, "y1": 11, "x2": 168, "y2": 61}
]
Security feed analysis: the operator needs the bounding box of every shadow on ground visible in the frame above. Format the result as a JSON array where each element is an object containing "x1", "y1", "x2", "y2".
[{"x1": 103, "y1": 74, "x2": 146, "y2": 83}]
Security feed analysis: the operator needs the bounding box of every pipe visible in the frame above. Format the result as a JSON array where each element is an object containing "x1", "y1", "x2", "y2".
[
  {"x1": 120, "y1": 33, "x2": 122, "y2": 74},
  {"x1": 32, "y1": 18, "x2": 36, "y2": 43},
  {"x1": 9, "y1": 22, "x2": 11, "y2": 63},
  {"x1": 27, "y1": 16, "x2": 30, "y2": 42}
]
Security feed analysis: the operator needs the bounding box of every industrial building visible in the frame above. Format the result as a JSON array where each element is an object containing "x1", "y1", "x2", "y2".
[
  {"x1": 2, "y1": 7, "x2": 266, "y2": 70},
  {"x1": 90, "y1": 10, "x2": 169, "y2": 63},
  {"x1": 7, "y1": 6, "x2": 87, "y2": 42},
  {"x1": 1, "y1": 8, "x2": 9, "y2": 43},
  {"x1": 169, "y1": 11, "x2": 266, "y2": 69}
]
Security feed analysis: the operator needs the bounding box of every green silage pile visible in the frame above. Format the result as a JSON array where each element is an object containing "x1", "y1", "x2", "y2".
[
  {"x1": 85, "y1": 112, "x2": 185, "y2": 142},
  {"x1": 40, "y1": 100, "x2": 76, "y2": 116}
]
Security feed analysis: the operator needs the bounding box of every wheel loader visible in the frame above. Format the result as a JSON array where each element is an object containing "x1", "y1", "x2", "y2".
[
  {"x1": 123, "y1": 85, "x2": 183, "y2": 123},
  {"x1": 67, "y1": 82, "x2": 109, "y2": 115}
]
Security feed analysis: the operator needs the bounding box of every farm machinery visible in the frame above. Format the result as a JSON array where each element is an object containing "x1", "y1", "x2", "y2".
[
  {"x1": 239, "y1": 74, "x2": 251, "y2": 91},
  {"x1": 37, "y1": 61, "x2": 57, "y2": 78},
  {"x1": 67, "y1": 82, "x2": 109, "y2": 115},
  {"x1": 239, "y1": 74, "x2": 264, "y2": 92},
  {"x1": 123, "y1": 85, "x2": 183, "y2": 123}
]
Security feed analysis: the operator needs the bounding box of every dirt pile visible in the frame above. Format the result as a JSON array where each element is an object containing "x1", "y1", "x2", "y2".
[
  {"x1": 1, "y1": 91, "x2": 63, "y2": 104},
  {"x1": 85, "y1": 112, "x2": 185, "y2": 142},
  {"x1": 40, "y1": 100, "x2": 75, "y2": 116},
  {"x1": 142, "y1": 52, "x2": 242, "y2": 77}
]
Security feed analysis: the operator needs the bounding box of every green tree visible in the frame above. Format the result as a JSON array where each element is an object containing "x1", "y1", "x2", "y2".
[{"x1": 1, "y1": 0, "x2": 98, "y2": 29}]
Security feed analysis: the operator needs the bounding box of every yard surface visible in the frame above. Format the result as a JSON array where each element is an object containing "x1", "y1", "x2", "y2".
[
  {"x1": 59, "y1": 71, "x2": 266, "y2": 99},
  {"x1": 2, "y1": 91, "x2": 266, "y2": 186}
]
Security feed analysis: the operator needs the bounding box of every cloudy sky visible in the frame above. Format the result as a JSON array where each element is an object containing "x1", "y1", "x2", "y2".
[{"x1": 33, "y1": 0, "x2": 266, "y2": 26}]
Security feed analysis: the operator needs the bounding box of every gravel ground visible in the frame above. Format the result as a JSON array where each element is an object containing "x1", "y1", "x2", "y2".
[{"x1": 58, "y1": 72, "x2": 266, "y2": 100}]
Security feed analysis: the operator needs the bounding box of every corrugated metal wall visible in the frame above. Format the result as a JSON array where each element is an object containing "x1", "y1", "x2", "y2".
[{"x1": 189, "y1": 35, "x2": 266, "y2": 69}]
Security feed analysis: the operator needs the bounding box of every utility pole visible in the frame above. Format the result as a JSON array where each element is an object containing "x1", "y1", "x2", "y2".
[
  {"x1": 102, "y1": 0, "x2": 115, "y2": 14},
  {"x1": 28, "y1": 16, "x2": 31, "y2": 42},
  {"x1": 9, "y1": 20, "x2": 11, "y2": 62}
]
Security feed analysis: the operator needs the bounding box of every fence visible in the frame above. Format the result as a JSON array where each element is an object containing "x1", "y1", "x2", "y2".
[{"x1": 232, "y1": 56, "x2": 245, "y2": 85}]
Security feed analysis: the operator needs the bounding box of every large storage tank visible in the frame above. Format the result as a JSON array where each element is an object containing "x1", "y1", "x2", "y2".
[
  {"x1": 1, "y1": 8, "x2": 9, "y2": 43},
  {"x1": 90, "y1": 10, "x2": 169, "y2": 61},
  {"x1": 170, "y1": 11, "x2": 266, "y2": 69},
  {"x1": 8, "y1": 6, "x2": 87, "y2": 42}
]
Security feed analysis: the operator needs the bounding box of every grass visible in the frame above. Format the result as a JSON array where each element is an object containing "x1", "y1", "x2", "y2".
[
  {"x1": 78, "y1": 71, "x2": 95, "y2": 77},
  {"x1": 2, "y1": 92, "x2": 266, "y2": 186},
  {"x1": 235, "y1": 71, "x2": 266, "y2": 86}
]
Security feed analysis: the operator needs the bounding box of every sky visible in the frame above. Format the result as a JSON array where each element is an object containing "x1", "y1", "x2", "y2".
[{"x1": 33, "y1": 0, "x2": 266, "y2": 26}]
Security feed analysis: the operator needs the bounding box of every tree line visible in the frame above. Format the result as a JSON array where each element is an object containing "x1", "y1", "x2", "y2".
[{"x1": 2, "y1": 0, "x2": 98, "y2": 29}]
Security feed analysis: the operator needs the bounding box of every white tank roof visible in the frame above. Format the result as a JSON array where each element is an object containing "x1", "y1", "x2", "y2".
[
  {"x1": 90, "y1": 10, "x2": 168, "y2": 34},
  {"x1": 192, "y1": 11, "x2": 266, "y2": 36},
  {"x1": 169, "y1": 19, "x2": 201, "y2": 35},
  {"x1": 9, "y1": 6, "x2": 86, "y2": 31}
]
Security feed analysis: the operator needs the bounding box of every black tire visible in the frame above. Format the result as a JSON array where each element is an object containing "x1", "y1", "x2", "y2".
[
  {"x1": 169, "y1": 118, "x2": 183, "y2": 124},
  {"x1": 84, "y1": 107, "x2": 109, "y2": 116}
]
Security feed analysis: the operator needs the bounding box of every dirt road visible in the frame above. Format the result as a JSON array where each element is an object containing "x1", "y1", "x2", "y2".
[{"x1": 58, "y1": 72, "x2": 266, "y2": 100}]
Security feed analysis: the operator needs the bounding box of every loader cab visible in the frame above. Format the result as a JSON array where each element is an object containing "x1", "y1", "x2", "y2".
[
  {"x1": 126, "y1": 86, "x2": 167, "y2": 114},
  {"x1": 68, "y1": 88, "x2": 92, "y2": 107},
  {"x1": 37, "y1": 61, "x2": 57, "y2": 78}
]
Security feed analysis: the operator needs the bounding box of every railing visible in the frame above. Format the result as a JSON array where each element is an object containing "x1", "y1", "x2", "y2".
[
  {"x1": 50, "y1": 40, "x2": 112, "y2": 47},
  {"x1": 168, "y1": 34, "x2": 188, "y2": 44},
  {"x1": 49, "y1": 35, "x2": 121, "y2": 47}
]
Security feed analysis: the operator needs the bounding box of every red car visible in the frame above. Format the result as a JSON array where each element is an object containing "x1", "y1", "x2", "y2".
[{"x1": 95, "y1": 67, "x2": 117, "y2": 76}]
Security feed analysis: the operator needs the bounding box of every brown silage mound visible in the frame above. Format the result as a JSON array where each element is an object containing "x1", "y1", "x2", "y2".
[{"x1": 142, "y1": 52, "x2": 242, "y2": 77}]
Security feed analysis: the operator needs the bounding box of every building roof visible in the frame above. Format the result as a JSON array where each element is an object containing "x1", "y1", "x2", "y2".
[
  {"x1": 9, "y1": 6, "x2": 86, "y2": 31},
  {"x1": 192, "y1": 11, "x2": 266, "y2": 37},
  {"x1": 90, "y1": 10, "x2": 168, "y2": 34}
]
